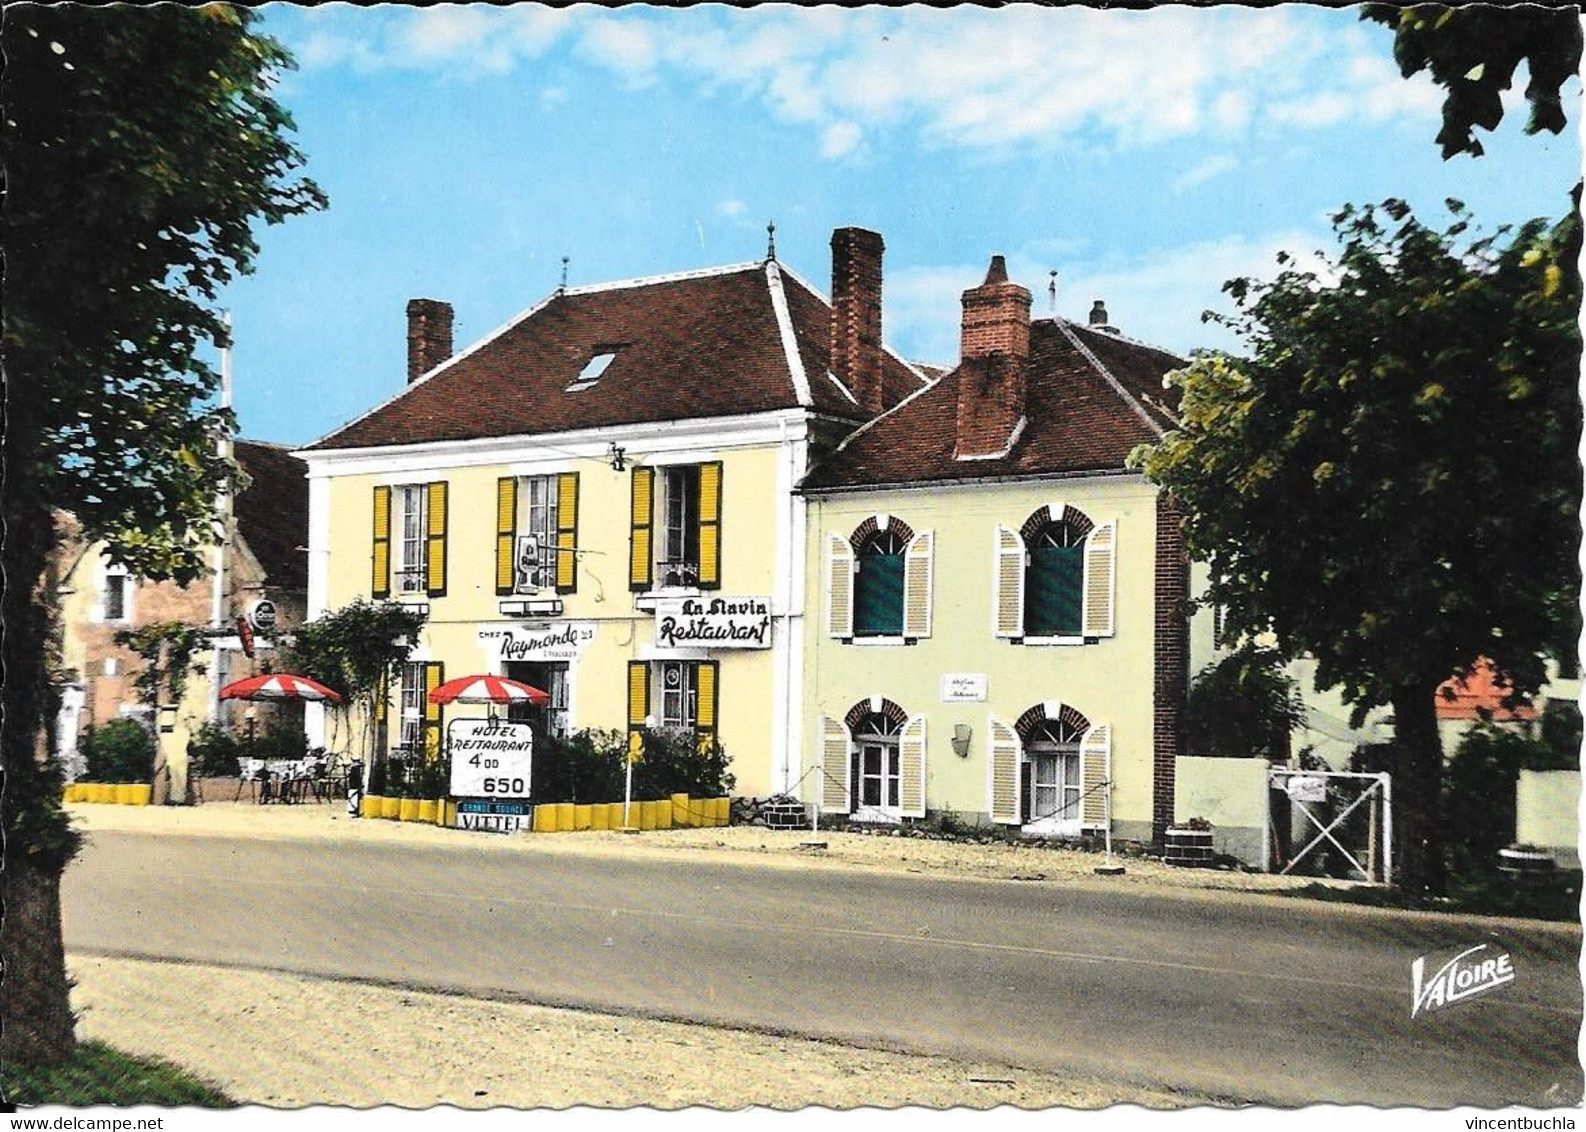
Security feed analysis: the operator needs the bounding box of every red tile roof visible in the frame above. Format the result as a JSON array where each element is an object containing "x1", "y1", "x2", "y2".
[
  {"x1": 801, "y1": 318, "x2": 1184, "y2": 491},
  {"x1": 233, "y1": 440, "x2": 308, "y2": 590},
  {"x1": 307, "y1": 262, "x2": 926, "y2": 451},
  {"x1": 1436, "y1": 660, "x2": 1539, "y2": 722}
]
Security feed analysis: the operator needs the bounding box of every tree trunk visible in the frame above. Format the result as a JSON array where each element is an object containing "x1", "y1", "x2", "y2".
[
  {"x1": 1, "y1": 862, "x2": 77, "y2": 1063},
  {"x1": 1391, "y1": 681, "x2": 1447, "y2": 895}
]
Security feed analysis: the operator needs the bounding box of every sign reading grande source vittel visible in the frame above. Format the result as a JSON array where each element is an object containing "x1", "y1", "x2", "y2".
[
  {"x1": 940, "y1": 673, "x2": 988, "y2": 703},
  {"x1": 654, "y1": 596, "x2": 772, "y2": 649},
  {"x1": 477, "y1": 621, "x2": 595, "y2": 662},
  {"x1": 449, "y1": 716, "x2": 533, "y2": 809}
]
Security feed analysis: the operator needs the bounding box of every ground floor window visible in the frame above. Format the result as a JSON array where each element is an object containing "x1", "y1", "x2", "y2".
[
  {"x1": 656, "y1": 660, "x2": 699, "y2": 730},
  {"x1": 1023, "y1": 717, "x2": 1084, "y2": 833},
  {"x1": 851, "y1": 712, "x2": 902, "y2": 818},
  {"x1": 398, "y1": 662, "x2": 425, "y2": 755}
]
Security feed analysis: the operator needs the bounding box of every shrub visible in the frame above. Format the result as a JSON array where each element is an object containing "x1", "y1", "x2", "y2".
[
  {"x1": 632, "y1": 727, "x2": 736, "y2": 800},
  {"x1": 527, "y1": 727, "x2": 735, "y2": 803},
  {"x1": 81, "y1": 719, "x2": 156, "y2": 784},
  {"x1": 248, "y1": 720, "x2": 309, "y2": 764},
  {"x1": 187, "y1": 723, "x2": 241, "y2": 777},
  {"x1": 1183, "y1": 646, "x2": 1303, "y2": 759}
]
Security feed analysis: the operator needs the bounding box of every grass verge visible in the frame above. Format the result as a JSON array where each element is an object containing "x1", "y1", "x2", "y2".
[
  {"x1": 2, "y1": 1041, "x2": 232, "y2": 1108},
  {"x1": 1271, "y1": 868, "x2": 1582, "y2": 923}
]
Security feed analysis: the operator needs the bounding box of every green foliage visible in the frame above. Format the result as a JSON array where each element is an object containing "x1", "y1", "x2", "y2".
[
  {"x1": 187, "y1": 723, "x2": 242, "y2": 778},
  {"x1": 1362, "y1": 4, "x2": 1582, "y2": 159},
  {"x1": 1, "y1": 1040, "x2": 232, "y2": 1106},
  {"x1": 633, "y1": 728, "x2": 737, "y2": 801},
  {"x1": 114, "y1": 621, "x2": 210, "y2": 709},
  {"x1": 247, "y1": 720, "x2": 310, "y2": 765},
  {"x1": 81, "y1": 720, "x2": 156, "y2": 785},
  {"x1": 1184, "y1": 646, "x2": 1304, "y2": 759},
  {"x1": 528, "y1": 728, "x2": 735, "y2": 804},
  {"x1": 1132, "y1": 198, "x2": 1581, "y2": 894},
  {"x1": 1445, "y1": 715, "x2": 1582, "y2": 874}
]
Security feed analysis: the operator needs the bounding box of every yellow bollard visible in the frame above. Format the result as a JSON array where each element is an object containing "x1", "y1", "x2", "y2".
[
  {"x1": 440, "y1": 800, "x2": 457, "y2": 827},
  {"x1": 671, "y1": 793, "x2": 691, "y2": 828},
  {"x1": 554, "y1": 802, "x2": 574, "y2": 833},
  {"x1": 417, "y1": 799, "x2": 438, "y2": 824},
  {"x1": 128, "y1": 784, "x2": 152, "y2": 806},
  {"x1": 590, "y1": 802, "x2": 610, "y2": 831},
  {"x1": 361, "y1": 794, "x2": 381, "y2": 819},
  {"x1": 714, "y1": 797, "x2": 731, "y2": 827},
  {"x1": 399, "y1": 798, "x2": 421, "y2": 822},
  {"x1": 573, "y1": 804, "x2": 593, "y2": 831},
  {"x1": 534, "y1": 804, "x2": 556, "y2": 832},
  {"x1": 381, "y1": 796, "x2": 401, "y2": 820},
  {"x1": 639, "y1": 799, "x2": 658, "y2": 831}
]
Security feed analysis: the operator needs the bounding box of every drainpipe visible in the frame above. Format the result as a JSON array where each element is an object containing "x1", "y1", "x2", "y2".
[{"x1": 207, "y1": 312, "x2": 234, "y2": 726}]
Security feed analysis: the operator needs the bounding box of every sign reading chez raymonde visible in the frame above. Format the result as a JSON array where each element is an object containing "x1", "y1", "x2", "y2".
[
  {"x1": 477, "y1": 622, "x2": 597, "y2": 662},
  {"x1": 655, "y1": 596, "x2": 772, "y2": 649}
]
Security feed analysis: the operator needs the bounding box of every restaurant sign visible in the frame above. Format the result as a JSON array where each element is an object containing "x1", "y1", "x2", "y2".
[
  {"x1": 654, "y1": 596, "x2": 772, "y2": 650},
  {"x1": 449, "y1": 717, "x2": 533, "y2": 800},
  {"x1": 477, "y1": 621, "x2": 596, "y2": 662}
]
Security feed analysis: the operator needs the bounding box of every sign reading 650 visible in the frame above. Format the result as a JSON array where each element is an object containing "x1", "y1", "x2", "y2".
[
  {"x1": 448, "y1": 718, "x2": 533, "y2": 800},
  {"x1": 480, "y1": 776, "x2": 527, "y2": 795}
]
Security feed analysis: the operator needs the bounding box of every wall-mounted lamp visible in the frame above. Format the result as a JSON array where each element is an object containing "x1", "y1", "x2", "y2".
[
  {"x1": 951, "y1": 723, "x2": 972, "y2": 758},
  {"x1": 608, "y1": 443, "x2": 627, "y2": 472}
]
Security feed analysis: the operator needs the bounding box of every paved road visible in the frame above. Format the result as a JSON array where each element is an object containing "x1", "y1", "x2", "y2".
[{"x1": 63, "y1": 830, "x2": 1582, "y2": 1108}]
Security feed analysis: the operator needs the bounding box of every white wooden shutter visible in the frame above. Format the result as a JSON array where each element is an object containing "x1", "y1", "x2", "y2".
[
  {"x1": 903, "y1": 529, "x2": 934, "y2": 639},
  {"x1": 987, "y1": 715, "x2": 1021, "y2": 825},
  {"x1": 1082, "y1": 520, "x2": 1116, "y2": 638},
  {"x1": 993, "y1": 525, "x2": 1025, "y2": 638},
  {"x1": 899, "y1": 714, "x2": 927, "y2": 818},
  {"x1": 826, "y1": 534, "x2": 854, "y2": 639},
  {"x1": 1080, "y1": 722, "x2": 1111, "y2": 828},
  {"x1": 818, "y1": 714, "x2": 851, "y2": 814}
]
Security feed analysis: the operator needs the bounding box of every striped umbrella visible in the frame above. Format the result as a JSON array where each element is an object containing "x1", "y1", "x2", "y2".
[
  {"x1": 427, "y1": 674, "x2": 550, "y2": 706},
  {"x1": 219, "y1": 673, "x2": 343, "y2": 704}
]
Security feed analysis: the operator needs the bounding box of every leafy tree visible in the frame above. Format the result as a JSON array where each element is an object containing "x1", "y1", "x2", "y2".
[
  {"x1": 1363, "y1": 3, "x2": 1583, "y2": 159},
  {"x1": 1131, "y1": 198, "x2": 1581, "y2": 895},
  {"x1": 3, "y1": 4, "x2": 323, "y2": 1065},
  {"x1": 281, "y1": 600, "x2": 428, "y2": 775},
  {"x1": 1183, "y1": 646, "x2": 1304, "y2": 760}
]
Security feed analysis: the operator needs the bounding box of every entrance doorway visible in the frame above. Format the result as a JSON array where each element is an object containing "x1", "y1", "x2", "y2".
[
  {"x1": 851, "y1": 712, "x2": 902, "y2": 822},
  {"x1": 504, "y1": 662, "x2": 569, "y2": 740},
  {"x1": 1023, "y1": 717, "x2": 1084, "y2": 836}
]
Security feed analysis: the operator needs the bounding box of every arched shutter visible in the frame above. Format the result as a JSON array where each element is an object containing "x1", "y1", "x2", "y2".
[
  {"x1": 818, "y1": 714, "x2": 851, "y2": 814},
  {"x1": 1082, "y1": 519, "x2": 1116, "y2": 638},
  {"x1": 826, "y1": 534, "x2": 854, "y2": 639},
  {"x1": 1080, "y1": 722, "x2": 1112, "y2": 828},
  {"x1": 371, "y1": 485, "x2": 392, "y2": 599},
  {"x1": 987, "y1": 716, "x2": 1021, "y2": 825},
  {"x1": 899, "y1": 715, "x2": 927, "y2": 818},
  {"x1": 993, "y1": 525, "x2": 1025, "y2": 638},
  {"x1": 556, "y1": 472, "x2": 579, "y2": 594},
  {"x1": 629, "y1": 468, "x2": 654, "y2": 592},
  {"x1": 425, "y1": 481, "x2": 448, "y2": 598},
  {"x1": 697, "y1": 462, "x2": 723, "y2": 590},
  {"x1": 495, "y1": 478, "x2": 517, "y2": 595},
  {"x1": 903, "y1": 530, "x2": 934, "y2": 639}
]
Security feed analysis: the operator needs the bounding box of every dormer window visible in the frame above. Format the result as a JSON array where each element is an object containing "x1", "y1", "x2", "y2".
[{"x1": 566, "y1": 347, "x2": 620, "y2": 392}]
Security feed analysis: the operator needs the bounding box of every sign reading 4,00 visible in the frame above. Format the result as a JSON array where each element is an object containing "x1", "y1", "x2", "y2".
[{"x1": 448, "y1": 718, "x2": 533, "y2": 800}]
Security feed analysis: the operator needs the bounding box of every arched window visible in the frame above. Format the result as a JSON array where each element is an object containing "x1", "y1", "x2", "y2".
[
  {"x1": 1025, "y1": 518, "x2": 1087, "y2": 637},
  {"x1": 854, "y1": 528, "x2": 907, "y2": 636},
  {"x1": 1023, "y1": 717, "x2": 1085, "y2": 831},
  {"x1": 852, "y1": 711, "x2": 903, "y2": 812}
]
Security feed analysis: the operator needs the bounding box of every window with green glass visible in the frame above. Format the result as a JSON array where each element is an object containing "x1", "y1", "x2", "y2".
[
  {"x1": 1025, "y1": 520, "x2": 1085, "y2": 636},
  {"x1": 853, "y1": 529, "x2": 906, "y2": 636}
]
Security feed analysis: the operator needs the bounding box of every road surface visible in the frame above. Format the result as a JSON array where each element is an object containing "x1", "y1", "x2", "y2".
[{"x1": 63, "y1": 829, "x2": 1582, "y2": 1108}]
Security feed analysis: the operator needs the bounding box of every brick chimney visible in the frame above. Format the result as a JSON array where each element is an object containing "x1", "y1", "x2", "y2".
[
  {"x1": 829, "y1": 227, "x2": 885, "y2": 415},
  {"x1": 406, "y1": 298, "x2": 454, "y2": 384},
  {"x1": 954, "y1": 256, "x2": 1031, "y2": 460}
]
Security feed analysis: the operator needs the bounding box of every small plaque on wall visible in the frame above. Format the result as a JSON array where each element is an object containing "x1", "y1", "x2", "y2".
[{"x1": 940, "y1": 673, "x2": 988, "y2": 703}]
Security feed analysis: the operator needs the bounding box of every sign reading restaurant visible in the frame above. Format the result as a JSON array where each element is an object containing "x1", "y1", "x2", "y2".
[
  {"x1": 654, "y1": 596, "x2": 772, "y2": 649},
  {"x1": 477, "y1": 621, "x2": 596, "y2": 662}
]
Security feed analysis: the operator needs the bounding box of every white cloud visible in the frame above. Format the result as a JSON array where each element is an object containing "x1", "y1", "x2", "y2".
[
  {"x1": 820, "y1": 121, "x2": 863, "y2": 160},
  {"x1": 1173, "y1": 154, "x2": 1240, "y2": 194},
  {"x1": 716, "y1": 199, "x2": 748, "y2": 219}
]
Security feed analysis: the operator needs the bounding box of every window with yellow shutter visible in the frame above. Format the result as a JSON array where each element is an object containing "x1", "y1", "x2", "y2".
[{"x1": 640, "y1": 462, "x2": 723, "y2": 591}]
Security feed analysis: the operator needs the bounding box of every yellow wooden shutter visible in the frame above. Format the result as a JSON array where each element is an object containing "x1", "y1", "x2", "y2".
[
  {"x1": 1082, "y1": 520, "x2": 1117, "y2": 638},
  {"x1": 818, "y1": 714, "x2": 851, "y2": 814},
  {"x1": 371, "y1": 485, "x2": 392, "y2": 598},
  {"x1": 826, "y1": 534, "x2": 854, "y2": 639},
  {"x1": 987, "y1": 715, "x2": 1021, "y2": 825},
  {"x1": 627, "y1": 661, "x2": 650, "y2": 730},
  {"x1": 694, "y1": 661, "x2": 719, "y2": 751},
  {"x1": 495, "y1": 477, "x2": 517, "y2": 595},
  {"x1": 556, "y1": 472, "x2": 579, "y2": 594},
  {"x1": 993, "y1": 525, "x2": 1025, "y2": 638},
  {"x1": 629, "y1": 467, "x2": 654, "y2": 592},
  {"x1": 899, "y1": 715, "x2": 927, "y2": 818},
  {"x1": 425, "y1": 481, "x2": 448, "y2": 598},
  {"x1": 697, "y1": 461, "x2": 722, "y2": 589},
  {"x1": 903, "y1": 529, "x2": 934, "y2": 639},
  {"x1": 1081, "y1": 722, "x2": 1111, "y2": 828},
  {"x1": 422, "y1": 662, "x2": 444, "y2": 762}
]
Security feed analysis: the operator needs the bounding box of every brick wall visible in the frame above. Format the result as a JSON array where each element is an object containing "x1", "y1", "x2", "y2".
[
  {"x1": 406, "y1": 298, "x2": 454, "y2": 385},
  {"x1": 1153, "y1": 492, "x2": 1189, "y2": 841},
  {"x1": 954, "y1": 257, "x2": 1031, "y2": 460}
]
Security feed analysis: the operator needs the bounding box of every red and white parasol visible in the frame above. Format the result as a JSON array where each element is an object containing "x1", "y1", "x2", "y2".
[
  {"x1": 219, "y1": 673, "x2": 343, "y2": 704},
  {"x1": 428, "y1": 674, "x2": 550, "y2": 706}
]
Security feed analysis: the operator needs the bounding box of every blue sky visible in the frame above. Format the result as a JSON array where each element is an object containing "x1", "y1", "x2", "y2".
[{"x1": 223, "y1": 3, "x2": 1581, "y2": 448}]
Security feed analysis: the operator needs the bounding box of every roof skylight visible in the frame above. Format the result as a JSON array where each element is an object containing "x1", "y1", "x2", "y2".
[{"x1": 566, "y1": 349, "x2": 619, "y2": 392}]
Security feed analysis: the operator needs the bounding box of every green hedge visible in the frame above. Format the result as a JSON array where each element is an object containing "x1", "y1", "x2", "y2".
[{"x1": 81, "y1": 719, "x2": 155, "y2": 784}]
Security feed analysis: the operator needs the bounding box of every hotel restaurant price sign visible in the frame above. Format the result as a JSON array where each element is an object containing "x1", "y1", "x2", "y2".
[{"x1": 449, "y1": 717, "x2": 534, "y2": 834}]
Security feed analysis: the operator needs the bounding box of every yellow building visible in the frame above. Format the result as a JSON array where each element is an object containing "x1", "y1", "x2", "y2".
[
  {"x1": 800, "y1": 261, "x2": 1189, "y2": 844},
  {"x1": 298, "y1": 231, "x2": 926, "y2": 797}
]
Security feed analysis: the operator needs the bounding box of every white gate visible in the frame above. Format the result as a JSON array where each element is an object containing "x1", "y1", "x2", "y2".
[{"x1": 1264, "y1": 769, "x2": 1392, "y2": 885}]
